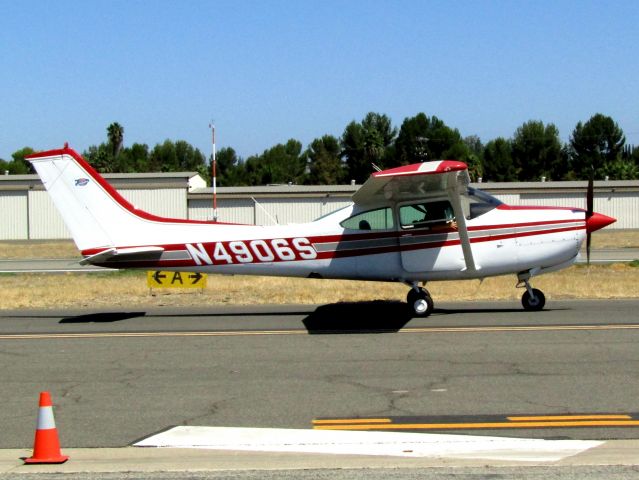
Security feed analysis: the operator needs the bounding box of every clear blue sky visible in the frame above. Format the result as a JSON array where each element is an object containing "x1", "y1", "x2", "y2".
[{"x1": 1, "y1": 0, "x2": 637, "y2": 162}]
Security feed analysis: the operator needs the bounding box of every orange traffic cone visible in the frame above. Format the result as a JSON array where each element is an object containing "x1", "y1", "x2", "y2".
[{"x1": 24, "y1": 391, "x2": 69, "y2": 464}]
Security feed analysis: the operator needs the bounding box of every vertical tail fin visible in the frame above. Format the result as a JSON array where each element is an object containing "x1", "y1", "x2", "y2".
[
  {"x1": 27, "y1": 146, "x2": 167, "y2": 252},
  {"x1": 28, "y1": 145, "x2": 234, "y2": 264},
  {"x1": 28, "y1": 145, "x2": 218, "y2": 255},
  {"x1": 27, "y1": 147, "x2": 123, "y2": 251}
]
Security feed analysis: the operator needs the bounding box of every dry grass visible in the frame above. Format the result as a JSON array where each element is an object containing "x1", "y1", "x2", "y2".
[
  {"x1": 0, "y1": 240, "x2": 81, "y2": 259},
  {"x1": 591, "y1": 230, "x2": 639, "y2": 248},
  {"x1": 1, "y1": 264, "x2": 637, "y2": 310}
]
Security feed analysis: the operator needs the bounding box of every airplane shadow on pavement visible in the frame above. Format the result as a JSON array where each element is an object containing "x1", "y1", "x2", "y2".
[
  {"x1": 302, "y1": 302, "x2": 562, "y2": 334},
  {"x1": 59, "y1": 312, "x2": 146, "y2": 323},
  {"x1": 303, "y1": 301, "x2": 412, "y2": 334}
]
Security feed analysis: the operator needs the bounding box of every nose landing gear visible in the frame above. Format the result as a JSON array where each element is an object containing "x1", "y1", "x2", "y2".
[
  {"x1": 406, "y1": 283, "x2": 434, "y2": 317},
  {"x1": 517, "y1": 272, "x2": 546, "y2": 311}
]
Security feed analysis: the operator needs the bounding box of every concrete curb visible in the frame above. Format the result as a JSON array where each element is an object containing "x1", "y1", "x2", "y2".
[{"x1": 1, "y1": 441, "x2": 638, "y2": 474}]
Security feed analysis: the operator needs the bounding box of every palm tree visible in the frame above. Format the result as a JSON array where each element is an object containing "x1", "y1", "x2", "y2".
[{"x1": 107, "y1": 122, "x2": 124, "y2": 158}]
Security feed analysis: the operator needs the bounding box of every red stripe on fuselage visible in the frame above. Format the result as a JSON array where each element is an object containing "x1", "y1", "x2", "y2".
[{"x1": 497, "y1": 204, "x2": 585, "y2": 212}]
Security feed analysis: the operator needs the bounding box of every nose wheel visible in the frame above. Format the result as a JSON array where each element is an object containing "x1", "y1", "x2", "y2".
[
  {"x1": 406, "y1": 285, "x2": 434, "y2": 317},
  {"x1": 521, "y1": 288, "x2": 545, "y2": 310},
  {"x1": 517, "y1": 273, "x2": 546, "y2": 311}
]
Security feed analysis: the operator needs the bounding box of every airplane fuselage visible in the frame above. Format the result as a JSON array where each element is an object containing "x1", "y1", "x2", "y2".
[{"x1": 84, "y1": 201, "x2": 587, "y2": 283}]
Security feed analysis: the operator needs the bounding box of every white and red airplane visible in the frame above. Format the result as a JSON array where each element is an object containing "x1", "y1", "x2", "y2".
[{"x1": 27, "y1": 145, "x2": 615, "y2": 317}]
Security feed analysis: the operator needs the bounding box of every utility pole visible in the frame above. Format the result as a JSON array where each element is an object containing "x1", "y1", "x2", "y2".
[{"x1": 209, "y1": 121, "x2": 218, "y2": 222}]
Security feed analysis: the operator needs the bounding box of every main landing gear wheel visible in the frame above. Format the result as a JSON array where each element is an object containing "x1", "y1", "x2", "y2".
[
  {"x1": 407, "y1": 287, "x2": 434, "y2": 317},
  {"x1": 521, "y1": 288, "x2": 546, "y2": 311}
]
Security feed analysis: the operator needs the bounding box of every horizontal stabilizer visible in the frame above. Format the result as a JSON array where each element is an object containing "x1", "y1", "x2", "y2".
[{"x1": 80, "y1": 246, "x2": 165, "y2": 265}]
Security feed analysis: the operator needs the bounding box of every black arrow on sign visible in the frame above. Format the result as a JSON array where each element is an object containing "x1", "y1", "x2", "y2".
[
  {"x1": 189, "y1": 272, "x2": 203, "y2": 284},
  {"x1": 153, "y1": 271, "x2": 166, "y2": 284}
]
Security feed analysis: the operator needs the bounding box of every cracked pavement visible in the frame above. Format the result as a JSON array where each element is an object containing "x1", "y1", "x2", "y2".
[{"x1": 1, "y1": 300, "x2": 639, "y2": 447}]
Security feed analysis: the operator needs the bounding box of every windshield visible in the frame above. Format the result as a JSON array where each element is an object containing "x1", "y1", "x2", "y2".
[
  {"x1": 313, "y1": 205, "x2": 352, "y2": 222},
  {"x1": 463, "y1": 187, "x2": 503, "y2": 219}
]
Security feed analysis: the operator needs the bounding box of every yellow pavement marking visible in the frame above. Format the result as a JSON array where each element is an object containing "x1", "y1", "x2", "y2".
[
  {"x1": 314, "y1": 420, "x2": 639, "y2": 431},
  {"x1": 1, "y1": 323, "x2": 639, "y2": 341},
  {"x1": 313, "y1": 418, "x2": 392, "y2": 425},
  {"x1": 507, "y1": 414, "x2": 632, "y2": 422}
]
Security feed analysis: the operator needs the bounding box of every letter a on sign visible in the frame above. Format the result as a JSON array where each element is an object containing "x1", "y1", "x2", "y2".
[{"x1": 147, "y1": 271, "x2": 207, "y2": 289}]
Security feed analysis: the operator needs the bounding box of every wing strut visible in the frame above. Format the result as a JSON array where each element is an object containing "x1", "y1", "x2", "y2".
[{"x1": 448, "y1": 174, "x2": 478, "y2": 273}]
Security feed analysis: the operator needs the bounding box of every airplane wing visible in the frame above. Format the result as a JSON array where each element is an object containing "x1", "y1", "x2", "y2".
[
  {"x1": 353, "y1": 161, "x2": 478, "y2": 272},
  {"x1": 353, "y1": 160, "x2": 469, "y2": 207}
]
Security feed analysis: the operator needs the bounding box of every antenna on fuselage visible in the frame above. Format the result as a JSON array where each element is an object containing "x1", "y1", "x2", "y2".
[{"x1": 251, "y1": 197, "x2": 279, "y2": 225}]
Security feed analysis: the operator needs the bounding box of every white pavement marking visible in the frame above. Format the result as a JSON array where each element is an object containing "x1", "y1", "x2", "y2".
[{"x1": 134, "y1": 426, "x2": 602, "y2": 462}]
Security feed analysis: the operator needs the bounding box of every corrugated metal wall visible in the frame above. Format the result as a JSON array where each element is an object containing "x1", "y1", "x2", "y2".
[
  {"x1": 1, "y1": 188, "x2": 188, "y2": 240},
  {"x1": 0, "y1": 191, "x2": 28, "y2": 240},
  {"x1": 189, "y1": 198, "x2": 255, "y2": 224},
  {"x1": 491, "y1": 194, "x2": 520, "y2": 206},
  {"x1": 598, "y1": 192, "x2": 639, "y2": 230},
  {"x1": 189, "y1": 197, "x2": 353, "y2": 225},
  {"x1": 28, "y1": 191, "x2": 71, "y2": 239},
  {"x1": 497, "y1": 192, "x2": 637, "y2": 230},
  {"x1": 254, "y1": 198, "x2": 351, "y2": 225},
  {"x1": 2, "y1": 185, "x2": 637, "y2": 240},
  {"x1": 121, "y1": 189, "x2": 186, "y2": 219},
  {"x1": 519, "y1": 192, "x2": 585, "y2": 208}
]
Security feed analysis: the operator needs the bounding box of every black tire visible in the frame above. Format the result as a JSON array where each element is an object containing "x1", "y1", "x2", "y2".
[
  {"x1": 521, "y1": 288, "x2": 546, "y2": 311},
  {"x1": 407, "y1": 288, "x2": 434, "y2": 317}
]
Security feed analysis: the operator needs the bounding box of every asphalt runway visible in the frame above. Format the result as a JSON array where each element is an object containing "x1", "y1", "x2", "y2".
[{"x1": 1, "y1": 299, "x2": 639, "y2": 449}]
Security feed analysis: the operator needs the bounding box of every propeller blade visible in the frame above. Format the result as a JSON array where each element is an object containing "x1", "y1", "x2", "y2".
[
  {"x1": 586, "y1": 174, "x2": 594, "y2": 218},
  {"x1": 586, "y1": 172, "x2": 594, "y2": 265}
]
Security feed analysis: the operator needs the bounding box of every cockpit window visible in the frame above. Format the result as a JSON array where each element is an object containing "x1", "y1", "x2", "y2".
[
  {"x1": 399, "y1": 200, "x2": 455, "y2": 229},
  {"x1": 463, "y1": 187, "x2": 503, "y2": 219},
  {"x1": 340, "y1": 207, "x2": 394, "y2": 230}
]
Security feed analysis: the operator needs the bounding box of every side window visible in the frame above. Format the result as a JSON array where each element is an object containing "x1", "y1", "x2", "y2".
[
  {"x1": 399, "y1": 200, "x2": 454, "y2": 229},
  {"x1": 340, "y1": 207, "x2": 394, "y2": 231}
]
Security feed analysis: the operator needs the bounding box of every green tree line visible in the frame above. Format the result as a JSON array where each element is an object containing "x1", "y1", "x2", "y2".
[{"x1": 3, "y1": 113, "x2": 638, "y2": 184}]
